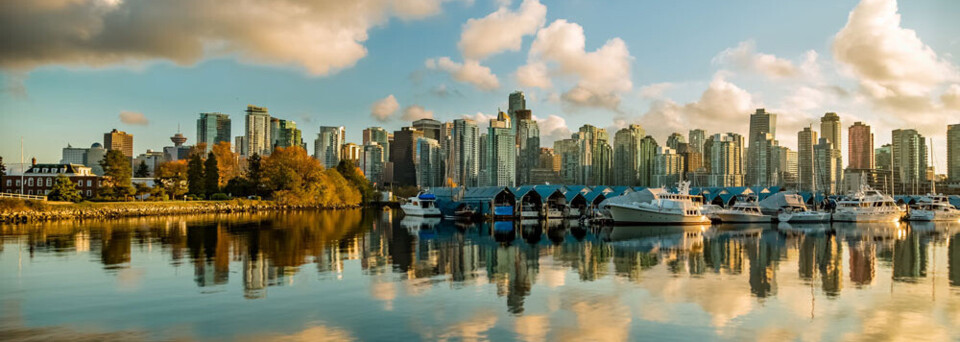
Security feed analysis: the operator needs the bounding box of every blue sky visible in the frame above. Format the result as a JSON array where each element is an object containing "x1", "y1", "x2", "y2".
[{"x1": 1, "y1": 0, "x2": 958, "y2": 170}]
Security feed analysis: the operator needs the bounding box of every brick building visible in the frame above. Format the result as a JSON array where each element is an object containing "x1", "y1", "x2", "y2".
[{"x1": 2, "y1": 163, "x2": 102, "y2": 198}]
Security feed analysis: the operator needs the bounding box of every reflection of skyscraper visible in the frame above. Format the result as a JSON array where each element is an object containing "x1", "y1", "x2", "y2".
[
  {"x1": 848, "y1": 242, "x2": 875, "y2": 286},
  {"x1": 893, "y1": 232, "x2": 926, "y2": 281},
  {"x1": 950, "y1": 233, "x2": 960, "y2": 287},
  {"x1": 243, "y1": 253, "x2": 269, "y2": 299},
  {"x1": 818, "y1": 236, "x2": 842, "y2": 297}
]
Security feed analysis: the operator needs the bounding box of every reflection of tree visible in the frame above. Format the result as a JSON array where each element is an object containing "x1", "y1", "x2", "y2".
[
  {"x1": 893, "y1": 232, "x2": 927, "y2": 282},
  {"x1": 99, "y1": 227, "x2": 131, "y2": 269}
]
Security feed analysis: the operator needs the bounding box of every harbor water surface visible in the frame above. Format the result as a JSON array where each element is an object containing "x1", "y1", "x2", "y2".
[{"x1": 2, "y1": 210, "x2": 959, "y2": 341}]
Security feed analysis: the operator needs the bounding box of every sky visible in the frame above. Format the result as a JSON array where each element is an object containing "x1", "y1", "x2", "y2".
[{"x1": 1, "y1": 0, "x2": 959, "y2": 172}]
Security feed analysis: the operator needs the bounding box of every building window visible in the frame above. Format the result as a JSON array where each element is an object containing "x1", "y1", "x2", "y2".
[
  {"x1": 4, "y1": 180, "x2": 9, "y2": 186},
  {"x1": 87, "y1": 180, "x2": 92, "y2": 187},
  {"x1": 86, "y1": 190, "x2": 91, "y2": 197},
  {"x1": 28, "y1": 190, "x2": 32, "y2": 195},
  {"x1": 46, "y1": 178, "x2": 52, "y2": 187},
  {"x1": 27, "y1": 178, "x2": 33, "y2": 186},
  {"x1": 15, "y1": 180, "x2": 20, "y2": 186},
  {"x1": 42, "y1": 168, "x2": 48, "y2": 173},
  {"x1": 45, "y1": 190, "x2": 50, "y2": 195}
]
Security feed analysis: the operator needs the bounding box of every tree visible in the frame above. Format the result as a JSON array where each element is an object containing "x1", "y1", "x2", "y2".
[
  {"x1": 134, "y1": 182, "x2": 151, "y2": 201},
  {"x1": 99, "y1": 150, "x2": 134, "y2": 200},
  {"x1": 204, "y1": 152, "x2": 220, "y2": 195},
  {"x1": 336, "y1": 159, "x2": 375, "y2": 203},
  {"x1": 155, "y1": 160, "x2": 187, "y2": 199},
  {"x1": 134, "y1": 160, "x2": 150, "y2": 177},
  {"x1": 48, "y1": 174, "x2": 82, "y2": 202},
  {"x1": 261, "y1": 146, "x2": 360, "y2": 207},
  {"x1": 187, "y1": 153, "x2": 205, "y2": 196},
  {"x1": 246, "y1": 153, "x2": 265, "y2": 196},
  {"x1": 0, "y1": 156, "x2": 6, "y2": 177},
  {"x1": 211, "y1": 142, "x2": 239, "y2": 188}
]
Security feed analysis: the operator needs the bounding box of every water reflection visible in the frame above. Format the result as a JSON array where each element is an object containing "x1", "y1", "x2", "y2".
[{"x1": 2, "y1": 212, "x2": 960, "y2": 340}]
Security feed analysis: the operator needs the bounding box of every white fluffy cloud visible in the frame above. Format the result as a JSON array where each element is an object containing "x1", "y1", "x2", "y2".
[
  {"x1": 370, "y1": 94, "x2": 400, "y2": 122},
  {"x1": 638, "y1": 72, "x2": 756, "y2": 139},
  {"x1": 713, "y1": 40, "x2": 800, "y2": 79},
  {"x1": 638, "y1": 83, "x2": 674, "y2": 99},
  {"x1": 425, "y1": 57, "x2": 500, "y2": 90},
  {"x1": 515, "y1": 61, "x2": 552, "y2": 89},
  {"x1": 461, "y1": 112, "x2": 497, "y2": 129},
  {"x1": 0, "y1": 0, "x2": 450, "y2": 75},
  {"x1": 119, "y1": 111, "x2": 148, "y2": 125},
  {"x1": 518, "y1": 19, "x2": 633, "y2": 111},
  {"x1": 533, "y1": 114, "x2": 572, "y2": 145},
  {"x1": 402, "y1": 105, "x2": 434, "y2": 121},
  {"x1": 832, "y1": 0, "x2": 957, "y2": 112},
  {"x1": 942, "y1": 84, "x2": 960, "y2": 110},
  {"x1": 458, "y1": 0, "x2": 546, "y2": 60}
]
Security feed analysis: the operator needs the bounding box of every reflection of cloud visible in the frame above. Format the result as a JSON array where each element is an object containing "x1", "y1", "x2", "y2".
[
  {"x1": 115, "y1": 267, "x2": 145, "y2": 291},
  {"x1": 417, "y1": 311, "x2": 498, "y2": 342},
  {"x1": 244, "y1": 324, "x2": 356, "y2": 342},
  {"x1": 370, "y1": 276, "x2": 397, "y2": 311},
  {"x1": 556, "y1": 295, "x2": 631, "y2": 341},
  {"x1": 514, "y1": 315, "x2": 549, "y2": 342},
  {"x1": 638, "y1": 266, "x2": 754, "y2": 328}
]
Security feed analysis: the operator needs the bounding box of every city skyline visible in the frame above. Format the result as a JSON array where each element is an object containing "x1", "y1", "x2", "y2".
[{"x1": 2, "y1": 0, "x2": 959, "y2": 170}]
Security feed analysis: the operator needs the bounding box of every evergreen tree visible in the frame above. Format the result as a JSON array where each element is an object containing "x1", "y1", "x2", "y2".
[
  {"x1": 246, "y1": 153, "x2": 264, "y2": 196},
  {"x1": 187, "y1": 153, "x2": 205, "y2": 196},
  {"x1": 134, "y1": 160, "x2": 150, "y2": 177},
  {"x1": 48, "y1": 174, "x2": 82, "y2": 202},
  {"x1": 336, "y1": 159, "x2": 374, "y2": 203},
  {"x1": 204, "y1": 152, "x2": 220, "y2": 195},
  {"x1": 0, "y1": 156, "x2": 6, "y2": 177},
  {"x1": 99, "y1": 150, "x2": 133, "y2": 199}
]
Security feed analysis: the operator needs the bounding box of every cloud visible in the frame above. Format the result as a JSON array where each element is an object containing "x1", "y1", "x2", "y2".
[
  {"x1": 430, "y1": 83, "x2": 462, "y2": 98},
  {"x1": 943, "y1": 84, "x2": 960, "y2": 110},
  {"x1": 461, "y1": 112, "x2": 497, "y2": 129},
  {"x1": 713, "y1": 40, "x2": 799, "y2": 79},
  {"x1": 458, "y1": 0, "x2": 546, "y2": 60},
  {"x1": 425, "y1": 57, "x2": 500, "y2": 90},
  {"x1": 0, "y1": 0, "x2": 450, "y2": 75},
  {"x1": 402, "y1": 105, "x2": 434, "y2": 121},
  {"x1": 119, "y1": 111, "x2": 148, "y2": 125},
  {"x1": 638, "y1": 72, "x2": 756, "y2": 139},
  {"x1": 533, "y1": 114, "x2": 573, "y2": 145},
  {"x1": 520, "y1": 19, "x2": 633, "y2": 111},
  {"x1": 638, "y1": 82, "x2": 675, "y2": 99},
  {"x1": 832, "y1": 0, "x2": 958, "y2": 112},
  {"x1": 371, "y1": 94, "x2": 400, "y2": 122},
  {"x1": 515, "y1": 61, "x2": 552, "y2": 89}
]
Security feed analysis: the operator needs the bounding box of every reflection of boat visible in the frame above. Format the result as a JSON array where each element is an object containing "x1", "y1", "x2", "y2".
[
  {"x1": 605, "y1": 182, "x2": 710, "y2": 225},
  {"x1": 714, "y1": 200, "x2": 773, "y2": 223},
  {"x1": 447, "y1": 204, "x2": 477, "y2": 220},
  {"x1": 833, "y1": 221, "x2": 902, "y2": 239},
  {"x1": 519, "y1": 202, "x2": 540, "y2": 219},
  {"x1": 906, "y1": 194, "x2": 960, "y2": 221},
  {"x1": 832, "y1": 183, "x2": 902, "y2": 222},
  {"x1": 776, "y1": 222, "x2": 830, "y2": 235},
  {"x1": 778, "y1": 209, "x2": 831, "y2": 223},
  {"x1": 700, "y1": 204, "x2": 722, "y2": 221},
  {"x1": 401, "y1": 216, "x2": 441, "y2": 233},
  {"x1": 605, "y1": 225, "x2": 705, "y2": 253},
  {"x1": 401, "y1": 193, "x2": 442, "y2": 217}
]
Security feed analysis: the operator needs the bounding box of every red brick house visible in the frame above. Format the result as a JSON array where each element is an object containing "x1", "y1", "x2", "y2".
[{"x1": 1, "y1": 163, "x2": 102, "y2": 198}]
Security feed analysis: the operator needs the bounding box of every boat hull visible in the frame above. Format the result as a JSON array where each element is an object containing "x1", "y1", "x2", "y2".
[
  {"x1": 715, "y1": 212, "x2": 773, "y2": 223},
  {"x1": 607, "y1": 204, "x2": 710, "y2": 225},
  {"x1": 906, "y1": 211, "x2": 960, "y2": 221},
  {"x1": 832, "y1": 210, "x2": 901, "y2": 222},
  {"x1": 778, "y1": 212, "x2": 831, "y2": 223},
  {"x1": 401, "y1": 205, "x2": 442, "y2": 217}
]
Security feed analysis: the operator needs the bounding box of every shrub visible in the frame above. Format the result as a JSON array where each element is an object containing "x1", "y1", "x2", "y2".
[{"x1": 210, "y1": 193, "x2": 231, "y2": 201}]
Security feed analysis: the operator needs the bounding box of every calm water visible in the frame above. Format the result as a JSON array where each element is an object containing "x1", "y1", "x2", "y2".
[{"x1": 2, "y1": 210, "x2": 959, "y2": 341}]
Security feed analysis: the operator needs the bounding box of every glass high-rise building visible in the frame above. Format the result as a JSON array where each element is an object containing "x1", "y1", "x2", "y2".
[
  {"x1": 243, "y1": 105, "x2": 271, "y2": 157},
  {"x1": 363, "y1": 127, "x2": 390, "y2": 161},
  {"x1": 104, "y1": 128, "x2": 134, "y2": 158},
  {"x1": 798, "y1": 126, "x2": 818, "y2": 192},
  {"x1": 508, "y1": 91, "x2": 526, "y2": 117},
  {"x1": 689, "y1": 129, "x2": 706, "y2": 154},
  {"x1": 314, "y1": 126, "x2": 345, "y2": 168},
  {"x1": 612, "y1": 125, "x2": 645, "y2": 186},
  {"x1": 197, "y1": 112, "x2": 231, "y2": 152},
  {"x1": 704, "y1": 133, "x2": 744, "y2": 187},
  {"x1": 820, "y1": 112, "x2": 843, "y2": 191},
  {"x1": 486, "y1": 118, "x2": 516, "y2": 187},
  {"x1": 948, "y1": 124, "x2": 960, "y2": 182},
  {"x1": 449, "y1": 119, "x2": 479, "y2": 187},
  {"x1": 390, "y1": 127, "x2": 424, "y2": 187},
  {"x1": 361, "y1": 143, "x2": 385, "y2": 184},
  {"x1": 666, "y1": 133, "x2": 685, "y2": 150},
  {"x1": 814, "y1": 137, "x2": 840, "y2": 194},
  {"x1": 270, "y1": 118, "x2": 302, "y2": 150},
  {"x1": 654, "y1": 146, "x2": 684, "y2": 187},
  {"x1": 892, "y1": 129, "x2": 928, "y2": 192},
  {"x1": 516, "y1": 118, "x2": 540, "y2": 185},
  {"x1": 412, "y1": 119, "x2": 442, "y2": 141},
  {"x1": 848, "y1": 121, "x2": 874, "y2": 170},
  {"x1": 747, "y1": 108, "x2": 777, "y2": 186},
  {"x1": 415, "y1": 137, "x2": 443, "y2": 188}
]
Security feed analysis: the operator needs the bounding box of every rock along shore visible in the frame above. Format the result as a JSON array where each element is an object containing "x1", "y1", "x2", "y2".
[{"x1": 0, "y1": 201, "x2": 360, "y2": 224}]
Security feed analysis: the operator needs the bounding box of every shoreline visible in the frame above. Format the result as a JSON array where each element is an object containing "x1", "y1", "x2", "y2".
[{"x1": 0, "y1": 199, "x2": 366, "y2": 224}]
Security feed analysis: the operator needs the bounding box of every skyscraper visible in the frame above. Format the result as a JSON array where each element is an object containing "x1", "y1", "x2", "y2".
[
  {"x1": 363, "y1": 127, "x2": 390, "y2": 161},
  {"x1": 749, "y1": 133, "x2": 780, "y2": 186},
  {"x1": 415, "y1": 137, "x2": 443, "y2": 188},
  {"x1": 747, "y1": 108, "x2": 777, "y2": 186},
  {"x1": 341, "y1": 143, "x2": 361, "y2": 162},
  {"x1": 947, "y1": 124, "x2": 960, "y2": 182},
  {"x1": 270, "y1": 118, "x2": 302, "y2": 149},
  {"x1": 666, "y1": 133, "x2": 685, "y2": 150},
  {"x1": 704, "y1": 133, "x2": 744, "y2": 187},
  {"x1": 361, "y1": 143, "x2": 385, "y2": 184},
  {"x1": 554, "y1": 138, "x2": 579, "y2": 185},
  {"x1": 820, "y1": 112, "x2": 843, "y2": 191},
  {"x1": 516, "y1": 117, "x2": 540, "y2": 185},
  {"x1": 814, "y1": 138, "x2": 840, "y2": 194},
  {"x1": 390, "y1": 127, "x2": 423, "y2": 187},
  {"x1": 798, "y1": 126, "x2": 818, "y2": 192},
  {"x1": 892, "y1": 129, "x2": 928, "y2": 193},
  {"x1": 654, "y1": 146, "x2": 684, "y2": 187},
  {"x1": 449, "y1": 119, "x2": 479, "y2": 187},
  {"x1": 573, "y1": 125, "x2": 612, "y2": 185},
  {"x1": 508, "y1": 91, "x2": 526, "y2": 117},
  {"x1": 61, "y1": 144, "x2": 88, "y2": 165},
  {"x1": 612, "y1": 125, "x2": 645, "y2": 186},
  {"x1": 197, "y1": 112, "x2": 231, "y2": 152},
  {"x1": 486, "y1": 119, "x2": 516, "y2": 187},
  {"x1": 314, "y1": 126, "x2": 345, "y2": 168},
  {"x1": 412, "y1": 118, "x2": 442, "y2": 141},
  {"x1": 104, "y1": 129, "x2": 134, "y2": 158},
  {"x1": 244, "y1": 105, "x2": 271, "y2": 157},
  {"x1": 689, "y1": 129, "x2": 706, "y2": 154},
  {"x1": 875, "y1": 144, "x2": 892, "y2": 171},
  {"x1": 848, "y1": 121, "x2": 874, "y2": 170},
  {"x1": 638, "y1": 136, "x2": 658, "y2": 187},
  {"x1": 164, "y1": 131, "x2": 190, "y2": 162}
]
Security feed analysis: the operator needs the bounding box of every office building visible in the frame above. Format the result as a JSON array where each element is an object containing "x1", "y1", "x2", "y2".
[
  {"x1": 875, "y1": 144, "x2": 892, "y2": 171},
  {"x1": 449, "y1": 119, "x2": 479, "y2": 187},
  {"x1": 612, "y1": 125, "x2": 645, "y2": 186},
  {"x1": 820, "y1": 112, "x2": 843, "y2": 191},
  {"x1": 814, "y1": 138, "x2": 840, "y2": 194},
  {"x1": 85, "y1": 143, "x2": 106, "y2": 175},
  {"x1": 638, "y1": 136, "x2": 658, "y2": 187},
  {"x1": 341, "y1": 143, "x2": 361, "y2": 162},
  {"x1": 244, "y1": 105, "x2": 271, "y2": 156},
  {"x1": 390, "y1": 127, "x2": 424, "y2": 187},
  {"x1": 416, "y1": 138, "x2": 443, "y2": 188},
  {"x1": 798, "y1": 126, "x2": 818, "y2": 192},
  {"x1": 508, "y1": 91, "x2": 526, "y2": 117},
  {"x1": 572, "y1": 125, "x2": 612, "y2": 186},
  {"x1": 516, "y1": 117, "x2": 540, "y2": 185},
  {"x1": 704, "y1": 133, "x2": 744, "y2": 187},
  {"x1": 666, "y1": 133, "x2": 685, "y2": 150},
  {"x1": 848, "y1": 122, "x2": 874, "y2": 170},
  {"x1": 61, "y1": 144, "x2": 88, "y2": 165},
  {"x1": 363, "y1": 127, "x2": 391, "y2": 161},
  {"x1": 133, "y1": 150, "x2": 165, "y2": 177},
  {"x1": 948, "y1": 124, "x2": 960, "y2": 182},
  {"x1": 270, "y1": 118, "x2": 302, "y2": 149},
  {"x1": 689, "y1": 129, "x2": 706, "y2": 154},
  {"x1": 412, "y1": 118, "x2": 442, "y2": 141},
  {"x1": 485, "y1": 118, "x2": 516, "y2": 187},
  {"x1": 361, "y1": 143, "x2": 385, "y2": 184},
  {"x1": 654, "y1": 146, "x2": 684, "y2": 187},
  {"x1": 197, "y1": 112, "x2": 231, "y2": 152},
  {"x1": 104, "y1": 129, "x2": 134, "y2": 157},
  {"x1": 314, "y1": 126, "x2": 345, "y2": 168},
  {"x1": 892, "y1": 129, "x2": 928, "y2": 193},
  {"x1": 747, "y1": 108, "x2": 777, "y2": 186}
]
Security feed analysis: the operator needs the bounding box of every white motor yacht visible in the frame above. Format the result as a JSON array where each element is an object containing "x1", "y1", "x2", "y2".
[
  {"x1": 832, "y1": 184, "x2": 902, "y2": 223},
  {"x1": 778, "y1": 207, "x2": 831, "y2": 223},
  {"x1": 400, "y1": 193, "x2": 442, "y2": 217},
  {"x1": 605, "y1": 182, "x2": 710, "y2": 225},
  {"x1": 714, "y1": 201, "x2": 773, "y2": 223},
  {"x1": 906, "y1": 194, "x2": 960, "y2": 222}
]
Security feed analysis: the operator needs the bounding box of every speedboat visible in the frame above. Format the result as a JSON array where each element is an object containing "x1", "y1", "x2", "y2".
[
  {"x1": 605, "y1": 181, "x2": 710, "y2": 225},
  {"x1": 832, "y1": 184, "x2": 902, "y2": 223},
  {"x1": 906, "y1": 194, "x2": 960, "y2": 221},
  {"x1": 778, "y1": 207, "x2": 831, "y2": 223},
  {"x1": 401, "y1": 193, "x2": 442, "y2": 217},
  {"x1": 714, "y1": 202, "x2": 773, "y2": 223}
]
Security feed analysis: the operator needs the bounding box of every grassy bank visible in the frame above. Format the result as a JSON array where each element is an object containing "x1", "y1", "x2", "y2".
[{"x1": 0, "y1": 198, "x2": 352, "y2": 224}]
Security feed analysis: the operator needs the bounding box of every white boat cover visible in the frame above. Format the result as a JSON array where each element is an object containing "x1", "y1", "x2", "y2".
[
  {"x1": 598, "y1": 188, "x2": 668, "y2": 211},
  {"x1": 757, "y1": 192, "x2": 805, "y2": 211}
]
